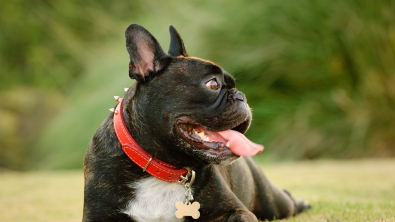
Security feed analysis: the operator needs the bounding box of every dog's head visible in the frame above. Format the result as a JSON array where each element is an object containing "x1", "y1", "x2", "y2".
[{"x1": 123, "y1": 24, "x2": 263, "y2": 167}]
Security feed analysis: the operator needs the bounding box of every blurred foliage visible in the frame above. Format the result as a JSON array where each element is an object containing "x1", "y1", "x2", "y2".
[
  {"x1": 0, "y1": 0, "x2": 140, "y2": 91},
  {"x1": 0, "y1": 0, "x2": 140, "y2": 169},
  {"x1": 200, "y1": 0, "x2": 395, "y2": 159},
  {"x1": 0, "y1": 87, "x2": 64, "y2": 169},
  {"x1": 0, "y1": 0, "x2": 394, "y2": 170}
]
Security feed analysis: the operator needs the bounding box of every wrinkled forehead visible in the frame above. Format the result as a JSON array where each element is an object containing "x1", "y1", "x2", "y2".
[
  {"x1": 165, "y1": 56, "x2": 236, "y2": 88},
  {"x1": 170, "y1": 57, "x2": 223, "y2": 76}
]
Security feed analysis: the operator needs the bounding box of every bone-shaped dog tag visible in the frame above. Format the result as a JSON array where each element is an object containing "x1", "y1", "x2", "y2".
[{"x1": 175, "y1": 201, "x2": 200, "y2": 219}]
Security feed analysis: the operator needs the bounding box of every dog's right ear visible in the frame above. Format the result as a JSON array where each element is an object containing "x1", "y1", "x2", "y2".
[
  {"x1": 125, "y1": 24, "x2": 167, "y2": 83},
  {"x1": 168, "y1": 25, "x2": 188, "y2": 57}
]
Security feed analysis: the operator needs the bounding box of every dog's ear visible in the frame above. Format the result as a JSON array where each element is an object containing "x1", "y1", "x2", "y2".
[
  {"x1": 125, "y1": 24, "x2": 167, "y2": 83},
  {"x1": 168, "y1": 25, "x2": 188, "y2": 57}
]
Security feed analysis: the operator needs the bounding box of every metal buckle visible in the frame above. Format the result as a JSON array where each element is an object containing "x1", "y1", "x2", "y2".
[
  {"x1": 177, "y1": 167, "x2": 192, "y2": 185},
  {"x1": 142, "y1": 156, "x2": 153, "y2": 172}
]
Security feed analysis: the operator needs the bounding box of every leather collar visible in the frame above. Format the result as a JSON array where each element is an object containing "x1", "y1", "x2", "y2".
[{"x1": 113, "y1": 98, "x2": 189, "y2": 182}]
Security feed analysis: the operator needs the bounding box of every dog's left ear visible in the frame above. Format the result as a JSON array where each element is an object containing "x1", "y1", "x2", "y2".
[
  {"x1": 125, "y1": 24, "x2": 167, "y2": 83},
  {"x1": 168, "y1": 25, "x2": 188, "y2": 57}
]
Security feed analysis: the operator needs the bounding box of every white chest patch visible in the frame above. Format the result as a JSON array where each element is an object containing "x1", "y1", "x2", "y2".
[{"x1": 123, "y1": 177, "x2": 186, "y2": 222}]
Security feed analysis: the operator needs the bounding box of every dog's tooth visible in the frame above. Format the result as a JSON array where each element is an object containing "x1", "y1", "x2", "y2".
[
  {"x1": 204, "y1": 137, "x2": 210, "y2": 142},
  {"x1": 197, "y1": 131, "x2": 206, "y2": 139},
  {"x1": 124, "y1": 88, "x2": 128, "y2": 92},
  {"x1": 226, "y1": 141, "x2": 230, "y2": 147}
]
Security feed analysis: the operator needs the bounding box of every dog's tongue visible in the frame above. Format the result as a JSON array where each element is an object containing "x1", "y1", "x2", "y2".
[{"x1": 217, "y1": 130, "x2": 264, "y2": 156}]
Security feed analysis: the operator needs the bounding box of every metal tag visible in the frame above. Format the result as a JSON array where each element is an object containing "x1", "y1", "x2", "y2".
[{"x1": 175, "y1": 201, "x2": 200, "y2": 219}]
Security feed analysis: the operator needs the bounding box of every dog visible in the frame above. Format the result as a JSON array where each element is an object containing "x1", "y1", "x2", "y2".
[{"x1": 83, "y1": 24, "x2": 310, "y2": 222}]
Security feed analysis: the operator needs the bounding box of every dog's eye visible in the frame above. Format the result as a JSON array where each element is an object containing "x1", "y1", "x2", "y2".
[{"x1": 205, "y1": 79, "x2": 219, "y2": 90}]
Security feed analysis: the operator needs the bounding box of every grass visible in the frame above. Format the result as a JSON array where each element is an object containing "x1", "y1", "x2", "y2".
[
  {"x1": 260, "y1": 159, "x2": 395, "y2": 222},
  {"x1": 0, "y1": 159, "x2": 394, "y2": 222},
  {"x1": 0, "y1": 170, "x2": 83, "y2": 222}
]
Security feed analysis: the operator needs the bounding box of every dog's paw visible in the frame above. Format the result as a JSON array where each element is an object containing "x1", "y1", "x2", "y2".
[
  {"x1": 294, "y1": 198, "x2": 311, "y2": 214},
  {"x1": 283, "y1": 189, "x2": 311, "y2": 215},
  {"x1": 228, "y1": 210, "x2": 258, "y2": 222}
]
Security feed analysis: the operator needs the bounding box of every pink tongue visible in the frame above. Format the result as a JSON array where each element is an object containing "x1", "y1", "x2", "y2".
[{"x1": 217, "y1": 130, "x2": 264, "y2": 156}]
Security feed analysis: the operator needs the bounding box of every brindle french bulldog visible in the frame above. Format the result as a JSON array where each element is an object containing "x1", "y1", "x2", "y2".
[{"x1": 83, "y1": 24, "x2": 310, "y2": 222}]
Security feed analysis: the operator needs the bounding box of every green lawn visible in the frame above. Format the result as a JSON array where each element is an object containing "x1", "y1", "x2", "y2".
[{"x1": 0, "y1": 159, "x2": 394, "y2": 222}]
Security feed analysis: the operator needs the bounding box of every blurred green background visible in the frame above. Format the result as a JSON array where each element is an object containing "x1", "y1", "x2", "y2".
[{"x1": 1, "y1": 0, "x2": 394, "y2": 170}]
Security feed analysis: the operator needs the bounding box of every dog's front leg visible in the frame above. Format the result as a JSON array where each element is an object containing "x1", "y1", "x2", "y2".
[
  {"x1": 227, "y1": 209, "x2": 258, "y2": 222},
  {"x1": 200, "y1": 209, "x2": 257, "y2": 222},
  {"x1": 186, "y1": 200, "x2": 258, "y2": 222},
  {"x1": 185, "y1": 166, "x2": 258, "y2": 222}
]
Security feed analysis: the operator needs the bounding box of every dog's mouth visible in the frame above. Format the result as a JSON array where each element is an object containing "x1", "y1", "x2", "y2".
[{"x1": 175, "y1": 117, "x2": 263, "y2": 157}]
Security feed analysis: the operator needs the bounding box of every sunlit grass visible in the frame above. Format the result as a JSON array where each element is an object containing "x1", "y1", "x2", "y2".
[
  {"x1": 260, "y1": 159, "x2": 395, "y2": 221},
  {"x1": 0, "y1": 171, "x2": 83, "y2": 222},
  {"x1": 1, "y1": 159, "x2": 394, "y2": 222}
]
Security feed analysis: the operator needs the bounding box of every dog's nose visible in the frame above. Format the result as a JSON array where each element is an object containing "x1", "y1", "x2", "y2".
[
  {"x1": 229, "y1": 89, "x2": 247, "y2": 102},
  {"x1": 234, "y1": 91, "x2": 246, "y2": 102}
]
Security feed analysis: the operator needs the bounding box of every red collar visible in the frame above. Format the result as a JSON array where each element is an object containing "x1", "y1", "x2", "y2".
[{"x1": 113, "y1": 98, "x2": 189, "y2": 182}]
